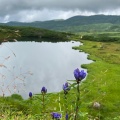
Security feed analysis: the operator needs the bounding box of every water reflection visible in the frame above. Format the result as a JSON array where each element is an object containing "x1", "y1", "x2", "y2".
[{"x1": 0, "y1": 41, "x2": 92, "y2": 99}]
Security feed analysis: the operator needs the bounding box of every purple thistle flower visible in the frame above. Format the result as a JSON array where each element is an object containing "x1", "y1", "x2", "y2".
[
  {"x1": 65, "y1": 114, "x2": 68, "y2": 120},
  {"x1": 29, "y1": 92, "x2": 32, "y2": 98},
  {"x1": 74, "y1": 68, "x2": 80, "y2": 80},
  {"x1": 74, "y1": 68, "x2": 86, "y2": 82},
  {"x1": 41, "y1": 86, "x2": 47, "y2": 94},
  {"x1": 63, "y1": 82, "x2": 70, "y2": 94},
  {"x1": 79, "y1": 70, "x2": 86, "y2": 80},
  {"x1": 51, "y1": 112, "x2": 61, "y2": 119}
]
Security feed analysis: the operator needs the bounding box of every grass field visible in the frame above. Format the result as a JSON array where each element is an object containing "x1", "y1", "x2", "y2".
[{"x1": 76, "y1": 40, "x2": 120, "y2": 119}]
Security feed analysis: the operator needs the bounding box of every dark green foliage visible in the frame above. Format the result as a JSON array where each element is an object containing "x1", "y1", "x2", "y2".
[
  {"x1": 11, "y1": 94, "x2": 23, "y2": 101},
  {"x1": 82, "y1": 35, "x2": 95, "y2": 41},
  {"x1": 0, "y1": 25, "x2": 72, "y2": 43},
  {"x1": 81, "y1": 33, "x2": 120, "y2": 42}
]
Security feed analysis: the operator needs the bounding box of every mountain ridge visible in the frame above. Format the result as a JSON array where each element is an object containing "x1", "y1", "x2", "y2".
[{"x1": 1, "y1": 15, "x2": 120, "y2": 32}]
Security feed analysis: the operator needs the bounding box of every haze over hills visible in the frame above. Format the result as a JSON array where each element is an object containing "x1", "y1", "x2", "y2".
[{"x1": 1, "y1": 15, "x2": 120, "y2": 32}]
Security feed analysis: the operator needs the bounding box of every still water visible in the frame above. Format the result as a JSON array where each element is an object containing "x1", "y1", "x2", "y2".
[{"x1": 0, "y1": 41, "x2": 92, "y2": 98}]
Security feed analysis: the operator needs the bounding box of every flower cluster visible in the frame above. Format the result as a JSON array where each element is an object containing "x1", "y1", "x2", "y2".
[
  {"x1": 74, "y1": 68, "x2": 86, "y2": 83},
  {"x1": 41, "y1": 86, "x2": 47, "y2": 94},
  {"x1": 51, "y1": 112, "x2": 61, "y2": 119},
  {"x1": 28, "y1": 68, "x2": 86, "y2": 119},
  {"x1": 63, "y1": 82, "x2": 70, "y2": 94}
]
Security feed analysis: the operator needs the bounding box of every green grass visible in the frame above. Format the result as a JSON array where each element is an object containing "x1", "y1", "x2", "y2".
[
  {"x1": 69, "y1": 39, "x2": 120, "y2": 119},
  {"x1": 76, "y1": 40, "x2": 120, "y2": 119}
]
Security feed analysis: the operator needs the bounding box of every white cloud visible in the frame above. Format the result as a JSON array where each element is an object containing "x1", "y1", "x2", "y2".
[
  {"x1": 3, "y1": 15, "x2": 10, "y2": 23},
  {"x1": 98, "y1": 8, "x2": 120, "y2": 15}
]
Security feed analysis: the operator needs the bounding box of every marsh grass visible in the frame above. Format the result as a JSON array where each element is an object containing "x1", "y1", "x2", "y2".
[{"x1": 76, "y1": 40, "x2": 120, "y2": 119}]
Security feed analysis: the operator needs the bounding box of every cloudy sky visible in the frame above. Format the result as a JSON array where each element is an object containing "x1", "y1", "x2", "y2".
[{"x1": 0, "y1": 0, "x2": 120, "y2": 23}]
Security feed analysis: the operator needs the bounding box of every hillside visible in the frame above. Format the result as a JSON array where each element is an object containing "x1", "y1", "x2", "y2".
[
  {"x1": 1, "y1": 15, "x2": 120, "y2": 32},
  {"x1": 0, "y1": 25, "x2": 72, "y2": 43}
]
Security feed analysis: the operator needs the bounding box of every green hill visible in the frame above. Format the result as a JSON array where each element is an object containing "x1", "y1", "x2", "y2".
[{"x1": 1, "y1": 15, "x2": 120, "y2": 32}]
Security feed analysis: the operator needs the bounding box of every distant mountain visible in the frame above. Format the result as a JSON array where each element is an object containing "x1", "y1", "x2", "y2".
[{"x1": 1, "y1": 15, "x2": 120, "y2": 32}]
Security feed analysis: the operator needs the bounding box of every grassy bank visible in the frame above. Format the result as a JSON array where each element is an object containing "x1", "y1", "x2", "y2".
[{"x1": 75, "y1": 40, "x2": 120, "y2": 119}]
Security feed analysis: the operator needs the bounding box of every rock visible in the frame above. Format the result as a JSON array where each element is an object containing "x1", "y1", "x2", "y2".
[{"x1": 93, "y1": 102, "x2": 101, "y2": 109}]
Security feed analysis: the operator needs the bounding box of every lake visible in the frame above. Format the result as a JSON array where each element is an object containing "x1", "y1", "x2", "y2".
[{"x1": 0, "y1": 41, "x2": 92, "y2": 99}]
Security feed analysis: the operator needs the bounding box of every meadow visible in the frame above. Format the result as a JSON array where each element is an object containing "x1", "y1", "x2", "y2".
[
  {"x1": 73, "y1": 40, "x2": 120, "y2": 119},
  {"x1": 0, "y1": 29, "x2": 120, "y2": 119}
]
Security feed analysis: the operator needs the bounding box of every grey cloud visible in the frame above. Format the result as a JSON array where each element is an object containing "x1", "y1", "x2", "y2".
[
  {"x1": 1, "y1": 0, "x2": 120, "y2": 15},
  {"x1": 0, "y1": 0, "x2": 120, "y2": 22}
]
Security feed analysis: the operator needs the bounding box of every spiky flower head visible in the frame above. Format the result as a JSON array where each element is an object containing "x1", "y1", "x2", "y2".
[
  {"x1": 65, "y1": 113, "x2": 68, "y2": 120},
  {"x1": 41, "y1": 86, "x2": 47, "y2": 94},
  {"x1": 74, "y1": 68, "x2": 86, "y2": 83},
  {"x1": 63, "y1": 82, "x2": 70, "y2": 94},
  {"x1": 29, "y1": 92, "x2": 32, "y2": 98},
  {"x1": 51, "y1": 112, "x2": 61, "y2": 119}
]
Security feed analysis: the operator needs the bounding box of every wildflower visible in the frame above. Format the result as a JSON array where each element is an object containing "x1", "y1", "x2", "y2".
[
  {"x1": 74, "y1": 68, "x2": 80, "y2": 80},
  {"x1": 51, "y1": 112, "x2": 61, "y2": 119},
  {"x1": 63, "y1": 82, "x2": 70, "y2": 94},
  {"x1": 74, "y1": 68, "x2": 86, "y2": 83},
  {"x1": 29, "y1": 92, "x2": 32, "y2": 98},
  {"x1": 65, "y1": 113, "x2": 68, "y2": 120},
  {"x1": 79, "y1": 70, "x2": 86, "y2": 80},
  {"x1": 41, "y1": 86, "x2": 47, "y2": 94}
]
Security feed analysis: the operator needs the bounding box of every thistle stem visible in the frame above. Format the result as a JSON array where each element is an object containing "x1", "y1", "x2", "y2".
[
  {"x1": 42, "y1": 93, "x2": 45, "y2": 119},
  {"x1": 64, "y1": 93, "x2": 69, "y2": 119},
  {"x1": 74, "y1": 82, "x2": 80, "y2": 120}
]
